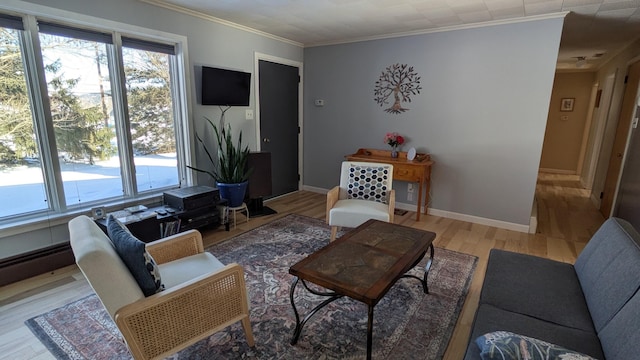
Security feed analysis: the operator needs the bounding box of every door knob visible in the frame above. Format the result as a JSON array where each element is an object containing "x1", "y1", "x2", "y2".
[
  {"x1": 263, "y1": 138, "x2": 270, "y2": 143},
  {"x1": 617, "y1": 153, "x2": 623, "y2": 158}
]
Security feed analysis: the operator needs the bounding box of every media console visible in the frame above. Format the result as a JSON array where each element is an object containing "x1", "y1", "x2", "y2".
[{"x1": 96, "y1": 186, "x2": 223, "y2": 242}]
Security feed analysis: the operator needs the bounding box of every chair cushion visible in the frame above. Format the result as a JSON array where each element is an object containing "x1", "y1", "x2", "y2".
[
  {"x1": 475, "y1": 331, "x2": 597, "y2": 360},
  {"x1": 158, "y1": 252, "x2": 225, "y2": 289},
  {"x1": 107, "y1": 215, "x2": 164, "y2": 296},
  {"x1": 329, "y1": 199, "x2": 391, "y2": 228},
  {"x1": 347, "y1": 164, "x2": 391, "y2": 204}
]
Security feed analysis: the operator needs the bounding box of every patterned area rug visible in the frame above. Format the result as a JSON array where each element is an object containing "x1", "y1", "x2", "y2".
[{"x1": 26, "y1": 214, "x2": 477, "y2": 359}]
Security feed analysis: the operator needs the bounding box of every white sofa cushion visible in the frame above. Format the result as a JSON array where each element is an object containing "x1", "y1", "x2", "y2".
[
  {"x1": 159, "y1": 252, "x2": 225, "y2": 289},
  {"x1": 329, "y1": 198, "x2": 391, "y2": 228}
]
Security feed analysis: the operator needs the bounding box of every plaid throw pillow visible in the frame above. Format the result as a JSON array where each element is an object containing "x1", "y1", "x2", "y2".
[{"x1": 347, "y1": 165, "x2": 391, "y2": 204}]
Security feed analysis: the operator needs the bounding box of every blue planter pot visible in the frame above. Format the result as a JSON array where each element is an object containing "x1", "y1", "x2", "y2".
[{"x1": 217, "y1": 181, "x2": 248, "y2": 207}]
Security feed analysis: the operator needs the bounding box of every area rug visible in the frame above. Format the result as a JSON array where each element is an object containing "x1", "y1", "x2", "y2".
[{"x1": 26, "y1": 214, "x2": 477, "y2": 360}]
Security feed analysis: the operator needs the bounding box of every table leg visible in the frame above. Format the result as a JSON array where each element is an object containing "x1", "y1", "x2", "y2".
[
  {"x1": 422, "y1": 244, "x2": 435, "y2": 293},
  {"x1": 289, "y1": 277, "x2": 343, "y2": 345},
  {"x1": 367, "y1": 305, "x2": 374, "y2": 360},
  {"x1": 416, "y1": 179, "x2": 423, "y2": 221},
  {"x1": 289, "y1": 277, "x2": 302, "y2": 344},
  {"x1": 424, "y1": 168, "x2": 431, "y2": 216},
  {"x1": 400, "y1": 243, "x2": 435, "y2": 294}
]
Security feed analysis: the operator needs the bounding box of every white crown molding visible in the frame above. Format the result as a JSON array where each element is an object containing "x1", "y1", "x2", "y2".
[
  {"x1": 141, "y1": 1, "x2": 566, "y2": 48},
  {"x1": 306, "y1": 12, "x2": 569, "y2": 48},
  {"x1": 140, "y1": 0, "x2": 303, "y2": 48}
]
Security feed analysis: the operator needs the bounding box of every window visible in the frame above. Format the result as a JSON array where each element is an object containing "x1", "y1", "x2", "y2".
[
  {"x1": 0, "y1": 13, "x2": 187, "y2": 222},
  {"x1": 121, "y1": 38, "x2": 179, "y2": 193},
  {"x1": 39, "y1": 23, "x2": 123, "y2": 206},
  {"x1": 0, "y1": 15, "x2": 48, "y2": 217}
]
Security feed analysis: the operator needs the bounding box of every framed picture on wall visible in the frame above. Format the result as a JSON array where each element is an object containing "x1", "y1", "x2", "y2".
[{"x1": 560, "y1": 98, "x2": 575, "y2": 112}]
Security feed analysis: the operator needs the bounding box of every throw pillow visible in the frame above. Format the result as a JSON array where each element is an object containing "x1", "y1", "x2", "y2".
[
  {"x1": 475, "y1": 331, "x2": 597, "y2": 360},
  {"x1": 347, "y1": 165, "x2": 391, "y2": 204},
  {"x1": 106, "y1": 215, "x2": 164, "y2": 296}
]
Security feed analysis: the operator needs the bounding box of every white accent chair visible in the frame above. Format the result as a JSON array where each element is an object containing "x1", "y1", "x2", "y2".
[
  {"x1": 68, "y1": 215, "x2": 254, "y2": 360},
  {"x1": 326, "y1": 161, "x2": 395, "y2": 241}
]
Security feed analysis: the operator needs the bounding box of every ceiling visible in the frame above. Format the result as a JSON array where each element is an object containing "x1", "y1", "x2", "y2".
[{"x1": 145, "y1": 0, "x2": 640, "y2": 71}]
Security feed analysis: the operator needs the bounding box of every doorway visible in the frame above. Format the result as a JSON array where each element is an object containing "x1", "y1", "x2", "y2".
[
  {"x1": 601, "y1": 60, "x2": 640, "y2": 218},
  {"x1": 255, "y1": 54, "x2": 302, "y2": 198}
]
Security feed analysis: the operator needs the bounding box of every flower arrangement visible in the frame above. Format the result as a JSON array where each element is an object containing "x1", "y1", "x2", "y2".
[{"x1": 384, "y1": 132, "x2": 405, "y2": 148}]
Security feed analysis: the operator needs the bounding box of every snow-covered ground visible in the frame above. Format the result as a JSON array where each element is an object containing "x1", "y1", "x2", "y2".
[{"x1": 0, "y1": 153, "x2": 178, "y2": 218}]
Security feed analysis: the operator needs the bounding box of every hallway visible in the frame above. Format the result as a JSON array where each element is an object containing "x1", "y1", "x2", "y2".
[{"x1": 535, "y1": 172, "x2": 605, "y2": 262}]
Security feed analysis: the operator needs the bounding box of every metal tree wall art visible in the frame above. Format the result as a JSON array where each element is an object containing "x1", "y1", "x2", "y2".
[{"x1": 374, "y1": 63, "x2": 422, "y2": 114}]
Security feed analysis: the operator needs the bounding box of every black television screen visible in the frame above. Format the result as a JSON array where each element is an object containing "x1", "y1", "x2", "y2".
[{"x1": 201, "y1": 66, "x2": 251, "y2": 106}]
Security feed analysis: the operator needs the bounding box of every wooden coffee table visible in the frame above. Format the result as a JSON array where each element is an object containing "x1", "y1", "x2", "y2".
[{"x1": 288, "y1": 219, "x2": 436, "y2": 359}]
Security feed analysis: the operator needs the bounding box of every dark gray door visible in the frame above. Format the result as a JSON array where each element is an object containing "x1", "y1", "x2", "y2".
[{"x1": 258, "y1": 60, "x2": 299, "y2": 198}]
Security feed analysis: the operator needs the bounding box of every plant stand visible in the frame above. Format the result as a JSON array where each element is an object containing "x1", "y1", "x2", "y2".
[{"x1": 227, "y1": 203, "x2": 249, "y2": 229}]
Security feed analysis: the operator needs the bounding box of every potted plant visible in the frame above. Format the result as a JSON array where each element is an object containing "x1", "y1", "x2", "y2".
[{"x1": 188, "y1": 117, "x2": 252, "y2": 207}]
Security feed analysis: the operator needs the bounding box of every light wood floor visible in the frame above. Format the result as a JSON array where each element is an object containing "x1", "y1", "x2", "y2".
[{"x1": 0, "y1": 172, "x2": 605, "y2": 360}]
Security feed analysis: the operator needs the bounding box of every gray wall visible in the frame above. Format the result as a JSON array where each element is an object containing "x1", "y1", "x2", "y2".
[
  {"x1": 303, "y1": 18, "x2": 564, "y2": 227},
  {"x1": 1, "y1": 0, "x2": 302, "y2": 258}
]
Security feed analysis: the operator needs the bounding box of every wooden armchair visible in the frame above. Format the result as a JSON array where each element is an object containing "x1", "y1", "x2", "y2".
[
  {"x1": 326, "y1": 161, "x2": 395, "y2": 241},
  {"x1": 69, "y1": 215, "x2": 254, "y2": 360}
]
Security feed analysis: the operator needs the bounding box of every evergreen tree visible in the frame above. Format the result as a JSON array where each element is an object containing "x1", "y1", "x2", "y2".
[
  {"x1": 0, "y1": 28, "x2": 33, "y2": 164},
  {"x1": 124, "y1": 51, "x2": 175, "y2": 155}
]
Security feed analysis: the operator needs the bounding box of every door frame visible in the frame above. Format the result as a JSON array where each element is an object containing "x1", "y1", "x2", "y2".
[
  {"x1": 254, "y1": 52, "x2": 304, "y2": 191},
  {"x1": 602, "y1": 57, "x2": 640, "y2": 217},
  {"x1": 582, "y1": 71, "x2": 617, "y2": 192},
  {"x1": 576, "y1": 82, "x2": 599, "y2": 176}
]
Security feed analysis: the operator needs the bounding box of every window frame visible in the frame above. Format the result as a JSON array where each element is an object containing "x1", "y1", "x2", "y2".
[{"x1": 0, "y1": 11, "x2": 193, "y2": 231}]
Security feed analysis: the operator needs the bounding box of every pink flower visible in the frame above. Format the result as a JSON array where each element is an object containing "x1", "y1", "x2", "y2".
[{"x1": 384, "y1": 132, "x2": 405, "y2": 147}]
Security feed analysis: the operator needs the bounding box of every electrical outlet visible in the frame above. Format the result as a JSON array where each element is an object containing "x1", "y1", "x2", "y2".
[
  {"x1": 245, "y1": 109, "x2": 254, "y2": 120},
  {"x1": 407, "y1": 183, "x2": 414, "y2": 192}
]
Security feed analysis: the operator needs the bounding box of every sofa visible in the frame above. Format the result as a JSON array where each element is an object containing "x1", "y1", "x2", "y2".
[{"x1": 464, "y1": 217, "x2": 640, "y2": 360}]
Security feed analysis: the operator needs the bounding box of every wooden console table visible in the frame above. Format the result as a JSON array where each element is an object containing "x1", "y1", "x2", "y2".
[{"x1": 346, "y1": 148, "x2": 433, "y2": 221}]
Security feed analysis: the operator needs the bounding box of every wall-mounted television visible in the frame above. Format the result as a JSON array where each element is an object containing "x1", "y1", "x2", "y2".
[{"x1": 201, "y1": 66, "x2": 251, "y2": 106}]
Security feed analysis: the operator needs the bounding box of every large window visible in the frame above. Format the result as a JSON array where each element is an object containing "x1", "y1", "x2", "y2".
[
  {"x1": 0, "y1": 16, "x2": 48, "y2": 217},
  {"x1": 0, "y1": 14, "x2": 187, "y2": 221},
  {"x1": 121, "y1": 38, "x2": 179, "y2": 193}
]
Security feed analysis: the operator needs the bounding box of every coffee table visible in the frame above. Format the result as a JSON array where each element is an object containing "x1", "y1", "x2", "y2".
[{"x1": 288, "y1": 219, "x2": 436, "y2": 359}]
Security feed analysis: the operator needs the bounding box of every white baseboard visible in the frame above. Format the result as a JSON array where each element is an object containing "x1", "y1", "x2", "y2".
[
  {"x1": 426, "y1": 208, "x2": 530, "y2": 233},
  {"x1": 302, "y1": 185, "x2": 531, "y2": 233}
]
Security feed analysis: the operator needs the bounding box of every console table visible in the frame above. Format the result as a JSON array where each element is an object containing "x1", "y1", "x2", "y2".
[{"x1": 346, "y1": 148, "x2": 433, "y2": 221}]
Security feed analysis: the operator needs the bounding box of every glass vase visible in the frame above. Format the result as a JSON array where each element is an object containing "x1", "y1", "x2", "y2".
[{"x1": 391, "y1": 147, "x2": 398, "y2": 158}]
